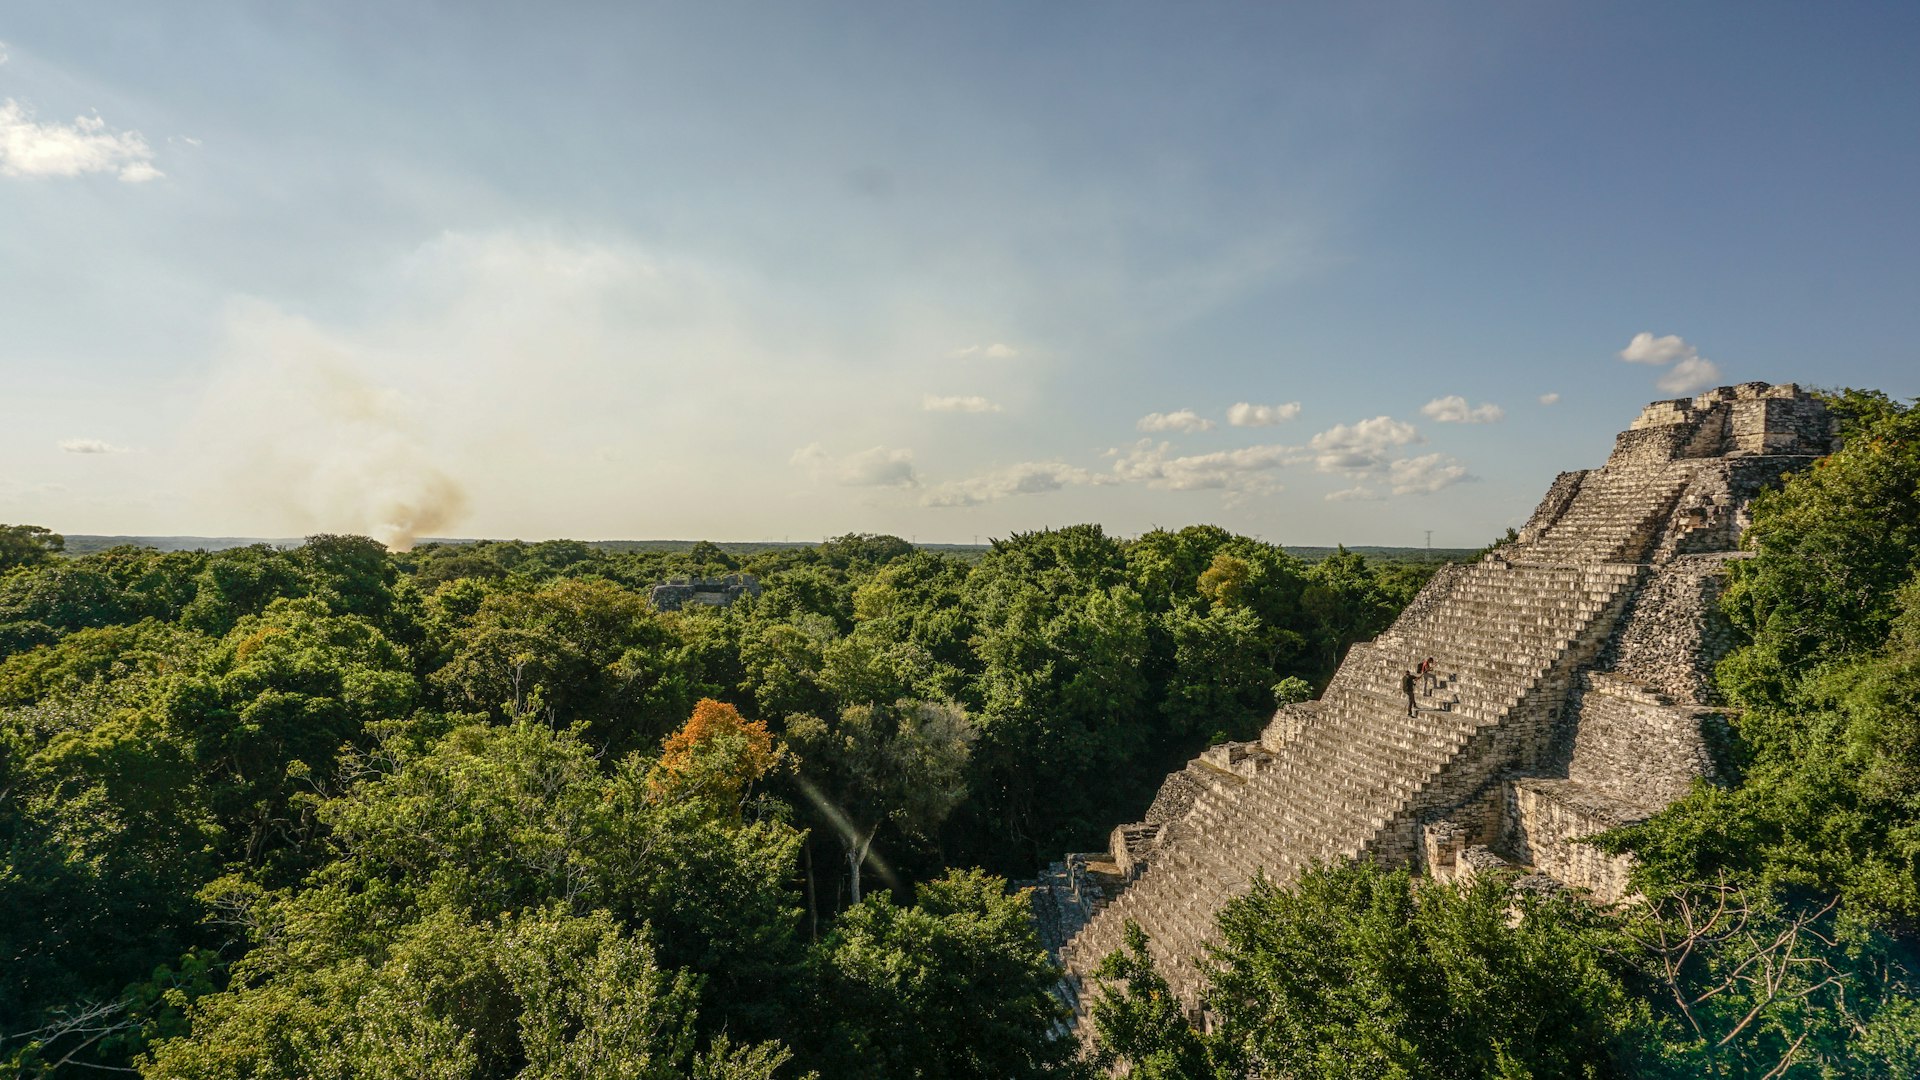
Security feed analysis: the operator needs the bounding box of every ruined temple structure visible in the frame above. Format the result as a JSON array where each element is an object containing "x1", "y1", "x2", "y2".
[
  {"x1": 646, "y1": 574, "x2": 762, "y2": 612},
  {"x1": 1030, "y1": 382, "x2": 1838, "y2": 1029}
]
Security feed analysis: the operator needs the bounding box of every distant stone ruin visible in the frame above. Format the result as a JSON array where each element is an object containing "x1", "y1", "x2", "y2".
[
  {"x1": 1030, "y1": 382, "x2": 1838, "y2": 1031},
  {"x1": 647, "y1": 574, "x2": 762, "y2": 612}
]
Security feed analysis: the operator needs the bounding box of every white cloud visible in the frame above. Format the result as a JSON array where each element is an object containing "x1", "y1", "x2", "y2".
[
  {"x1": 0, "y1": 41, "x2": 9, "y2": 65},
  {"x1": 1619, "y1": 332, "x2": 1723, "y2": 396},
  {"x1": 921, "y1": 461, "x2": 1098, "y2": 507},
  {"x1": 1658, "y1": 356, "x2": 1722, "y2": 395},
  {"x1": 947, "y1": 342, "x2": 1019, "y2": 360},
  {"x1": 1300, "y1": 416, "x2": 1471, "y2": 497},
  {"x1": 1227, "y1": 401, "x2": 1301, "y2": 427},
  {"x1": 1137, "y1": 409, "x2": 1215, "y2": 434},
  {"x1": 0, "y1": 99, "x2": 161, "y2": 182},
  {"x1": 922, "y1": 394, "x2": 1002, "y2": 414},
  {"x1": 1388, "y1": 453, "x2": 1475, "y2": 495},
  {"x1": 1420, "y1": 395, "x2": 1504, "y2": 424},
  {"x1": 791, "y1": 443, "x2": 919, "y2": 488},
  {"x1": 116, "y1": 159, "x2": 162, "y2": 183},
  {"x1": 1111, "y1": 439, "x2": 1298, "y2": 491},
  {"x1": 58, "y1": 437, "x2": 126, "y2": 454},
  {"x1": 1619, "y1": 332, "x2": 1695, "y2": 366},
  {"x1": 1539, "y1": 392, "x2": 1561, "y2": 406},
  {"x1": 1308, "y1": 416, "x2": 1421, "y2": 474}
]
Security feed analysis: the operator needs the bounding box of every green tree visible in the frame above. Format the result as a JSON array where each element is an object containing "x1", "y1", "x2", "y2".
[
  {"x1": 1, "y1": 689, "x2": 218, "y2": 1048},
  {"x1": 1159, "y1": 602, "x2": 1291, "y2": 744},
  {"x1": 812, "y1": 869, "x2": 1080, "y2": 1079},
  {"x1": 958, "y1": 527, "x2": 1152, "y2": 866},
  {"x1": 0, "y1": 524, "x2": 64, "y2": 572},
  {"x1": 159, "y1": 597, "x2": 417, "y2": 874},
  {"x1": 143, "y1": 718, "x2": 809, "y2": 1066},
  {"x1": 737, "y1": 613, "x2": 838, "y2": 719},
  {"x1": 1718, "y1": 392, "x2": 1920, "y2": 708},
  {"x1": 432, "y1": 578, "x2": 705, "y2": 749},
  {"x1": 1300, "y1": 547, "x2": 1401, "y2": 675},
  {"x1": 849, "y1": 551, "x2": 976, "y2": 681},
  {"x1": 788, "y1": 699, "x2": 975, "y2": 904},
  {"x1": 688, "y1": 539, "x2": 740, "y2": 573},
  {"x1": 180, "y1": 544, "x2": 304, "y2": 636},
  {"x1": 142, "y1": 904, "x2": 792, "y2": 1080},
  {"x1": 1093, "y1": 863, "x2": 1643, "y2": 1080},
  {"x1": 1089, "y1": 922, "x2": 1221, "y2": 1080},
  {"x1": 1616, "y1": 882, "x2": 1920, "y2": 1079}
]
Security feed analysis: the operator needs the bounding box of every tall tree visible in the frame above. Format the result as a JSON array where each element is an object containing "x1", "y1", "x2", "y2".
[
  {"x1": 0, "y1": 524, "x2": 63, "y2": 573},
  {"x1": 812, "y1": 870, "x2": 1081, "y2": 1080},
  {"x1": 788, "y1": 699, "x2": 975, "y2": 903}
]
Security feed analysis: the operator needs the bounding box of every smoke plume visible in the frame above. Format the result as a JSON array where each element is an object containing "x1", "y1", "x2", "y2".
[{"x1": 196, "y1": 302, "x2": 469, "y2": 551}]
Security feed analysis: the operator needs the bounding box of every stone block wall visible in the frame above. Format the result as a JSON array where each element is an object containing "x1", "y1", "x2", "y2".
[
  {"x1": 1598, "y1": 554, "x2": 1736, "y2": 704},
  {"x1": 1565, "y1": 674, "x2": 1725, "y2": 809},
  {"x1": 1500, "y1": 779, "x2": 1639, "y2": 904}
]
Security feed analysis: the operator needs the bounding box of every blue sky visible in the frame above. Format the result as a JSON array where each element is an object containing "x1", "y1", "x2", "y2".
[{"x1": 2, "y1": 3, "x2": 1915, "y2": 547}]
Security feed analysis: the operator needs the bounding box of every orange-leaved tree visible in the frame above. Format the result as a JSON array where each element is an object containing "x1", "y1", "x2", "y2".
[{"x1": 648, "y1": 698, "x2": 782, "y2": 812}]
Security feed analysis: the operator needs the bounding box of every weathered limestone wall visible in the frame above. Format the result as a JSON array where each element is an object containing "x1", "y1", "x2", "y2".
[
  {"x1": 1564, "y1": 674, "x2": 1727, "y2": 808},
  {"x1": 1602, "y1": 555, "x2": 1736, "y2": 703},
  {"x1": 1500, "y1": 779, "x2": 1638, "y2": 904},
  {"x1": 1037, "y1": 383, "x2": 1836, "y2": 1031}
]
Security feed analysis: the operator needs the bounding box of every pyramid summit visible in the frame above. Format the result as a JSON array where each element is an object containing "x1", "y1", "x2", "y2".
[{"x1": 1033, "y1": 382, "x2": 1840, "y2": 1028}]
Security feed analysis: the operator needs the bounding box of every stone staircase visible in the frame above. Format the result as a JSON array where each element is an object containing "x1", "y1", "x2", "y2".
[
  {"x1": 1058, "y1": 560, "x2": 1644, "y2": 1005},
  {"x1": 1512, "y1": 467, "x2": 1696, "y2": 567},
  {"x1": 1038, "y1": 383, "x2": 1840, "y2": 1034}
]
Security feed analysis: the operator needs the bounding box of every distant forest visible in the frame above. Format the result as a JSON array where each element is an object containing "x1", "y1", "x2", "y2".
[
  {"x1": 58, "y1": 532, "x2": 1481, "y2": 564},
  {"x1": 4, "y1": 392, "x2": 1916, "y2": 1078}
]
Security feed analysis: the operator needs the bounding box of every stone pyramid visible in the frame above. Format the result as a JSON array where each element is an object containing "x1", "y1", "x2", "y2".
[{"x1": 1028, "y1": 382, "x2": 1838, "y2": 1029}]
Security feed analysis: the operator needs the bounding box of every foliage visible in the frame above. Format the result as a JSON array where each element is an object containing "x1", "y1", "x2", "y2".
[
  {"x1": 1619, "y1": 882, "x2": 1919, "y2": 1079},
  {"x1": 1215, "y1": 864, "x2": 1640, "y2": 1079},
  {"x1": 650, "y1": 697, "x2": 783, "y2": 811},
  {"x1": 1093, "y1": 864, "x2": 1643, "y2": 1080},
  {"x1": 1089, "y1": 922, "x2": 1220, "y2": 1080},
  {"x1": 0, "y1": 523, "x2": 1445, "y2": 1074},
  {"x1": 0, "y1": 523, "x2": 64, "y2": 572},
  {"x1": 1716, "y1": 390, "x2": 1920, "y2": 707},
  {"x1": 431, "y1": 577, "x2": 711, "y2": 750},
  {"x1": 142, "y1": 905, "x2": 728, "y2": 1080},
  {"x1": 811, "y1": 869, "x2": 1083, "y2": 1080},
  {"x1": 788, "y1": 698, "x2": 975, "y2": 903},
  {"x1": 140, "y1": 718, "x2": 809, "y2": 1071},
  {"x1": 962, "y1": 526, "x2": 1154, "y2": 864}
]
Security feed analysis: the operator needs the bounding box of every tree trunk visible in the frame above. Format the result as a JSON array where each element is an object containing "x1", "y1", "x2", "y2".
[
  {"x1": 847, "y1": 822, "x2": 879, "y2": 905},
  {"x1": 803, "y1": 834, "x2": 818, "y2": 942}
]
